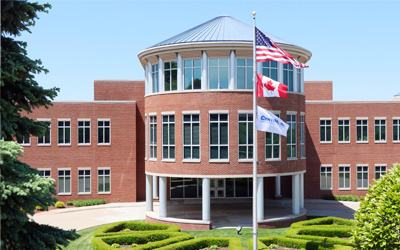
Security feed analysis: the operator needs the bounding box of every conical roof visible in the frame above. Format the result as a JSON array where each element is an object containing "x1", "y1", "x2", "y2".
[
  {"x1": 395, "y1": 92, "x2": 400, "y2": 97},
  {"x1": 149, "y1": 15, "x2": 298, "y2": 49}
]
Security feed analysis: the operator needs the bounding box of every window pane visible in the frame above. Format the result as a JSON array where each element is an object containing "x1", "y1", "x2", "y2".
[
  {"x1": 235, "y1": 178, "x2": 248, "y2": 197},
  {"x1": 65, "y1": 128, "x2": 70, "y2": 143},
  {"x1": 184, "y1": 147, "x2": 191, "y2": 159},
  {"x1": 239, "y1": 123, "x2": 247, "y2": 144},
  {"x1": 65, "y1": 177, "x2": 71, "y2": 193},
  {"x1": 183, "y1": 124, "x2": 191, "y2": 145},
  {"x1": 193, "y1": 68, "x2": 201, "y2": 89},
  {"x1": 209, "y1": 68, "x2": 218, "y2": 89},
  {"x1": 193, "y1": 147, "x2": 200, "y2": 159},
  {"x1": 79, "y1": 128, "x2": 84, "y2": 143},
  {"x1": 170, "y1": 124, "x2": 175, "y2": 144},
  {"x1": 220, "y1": 67, "x2": 229, "y2": 89},
  {"x1": 105, "y1": 128, "x2": 110, "y2": 143},
  {"x1": 220, "y1": 123, "x2": 228, "y2": 144},
  {"x1": 192, "y1": 123, "x2": 199, "y2": 145},
  {"x1": 237, "y1": 67, "x2": 245, "y2": 89},
  {"x1": 239, "y1": 146, "x2": 247, "y2": 159},
  {"x1": 210, "y1": 123, "x2": 218, "y2": 144},
  {"x1": 85, "y1": 177, "x2": 90, "y2": 192},
  {"x1": 210, "y1": 146, "x2": 218, "y2": 159},
  {"x1": 185, "y1": 60, "x2": 192, "y2": 67},
  {"x1": 220, "y1": 146, "x2": 228, "y2": 159},
  {"x1": 163, "y1": 124, "x2": 168, "y2": 144},
  {"x1": 184, "y1": 68, "x2": 192, "y2": 90},
  {"x1": 246, "y1": 68, "x2": 253, "y2": 89},
  {"x1": 248, "y1": 122, "x2": 253, "y2": 144}
]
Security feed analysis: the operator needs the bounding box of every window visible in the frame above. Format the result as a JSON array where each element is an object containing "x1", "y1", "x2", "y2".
[
  {"x1": 209, "y1": 113, "x2": 228, "y2": 160},
  {"x1": 357, "y1": 166, "x2": 369, "y2": 189},
  {"x1": 320, "y1": 165, "x2": 332, "y2": 189},
  {"x1": 300, "y1": 115, "x2": 305, "y2": 158},
  {"x1": 170, "y1": 177, "x2": 199, "y2": 199},
  {"x1": 149, "y1": 116, "x2": 157, "y2": 159},
  {"x1": 162, "y1": 115, "x2": 175, "y2": 159},
  {"x1": 338, "y1": 119, "x2": 350, "y2": 142},
  {"x1": 145, "y1": 115, "x2": 147, "y2": 159},
  {"x1": 183, "y1": 114, "x2": 200, "y2": 159},
  {"x1": 17, "y1": 135, "x2": 30, "y2": 146},
  {"x1": 297, "y1": 68, "x2": 302, "y2": 93},
  {"x1": 265, "y1": 113, "x2": 279, "y2": 160},
  {"x1": 40, "y1": 170, "x2": 51, "y2": 178},
  {"x1": 338, "y1": 166, "x2": 350, "y2": 189},
  {"x1": 375, "y1": 166, "x2": 386, "y2": 180},
  {"x1": 374, "y1": 119, "x2": 386, "y2": 142},
  {"x1": 394, "y1": 119, "x2": 400, "y2": 142},
  {"x1": 209, "y1": 58, "x2": 229, "y2": 89},
  {"x1": 164, "y1": 61, "x2": 177, "y2": 91},
  {"x1": 320, "y1": 119, "x2": 332, "y2": 142},
  {"x1": 236, "y1": 59, "x2": 253, "y2": 89},
  {"x1": 78, "y1": 120, "x2": 90, "y2": 145},
  {"x1": 261, "y1": 61, "x2": 278, "y2": 81},
  {"x1": 356, "y1": 119, "x2": 368, "y2": 142},
  {"x1": 98, "y1": 169, "x2": 111, "y2": 193},
  {"x1": 38, "y1": 120, "x2": 51, "y2": 145},
  {"x1": 238, "y1": 113, "x2": 253, "y2": 159},
  {"x1": 78, "y1": 170, "x2": 91, "y2": 194},
  {"x1": 152, "y1": 64, "x2": 159, "y2": 93},
  {"x1": 58, "y1": 170, "x2": 71, "y2": 194},
  {"x1": 287, "y1": 114, "x2": 297, "y2": 158},
  {"x1": 98, "y1": 120, "x2": 110, "y2": 144},
  {"x1": 283, "y1": 64, "x2": 293, "y2": 91},
  {"x1": 184, "y1": 59, "x2": 201, "y2": 90},
  {"x1": 58, "y1": 120, "x2": 71, "y2": 145}
]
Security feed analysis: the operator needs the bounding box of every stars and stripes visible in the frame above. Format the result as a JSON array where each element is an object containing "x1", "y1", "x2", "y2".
[{"x1": 255, "y1": 27, "x2": 308, "y2": 69}]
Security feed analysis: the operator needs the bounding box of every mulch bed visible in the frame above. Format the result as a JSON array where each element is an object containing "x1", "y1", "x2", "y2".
[{"x1": 35, "y1": 205, "x2": 75, "y2": 213}]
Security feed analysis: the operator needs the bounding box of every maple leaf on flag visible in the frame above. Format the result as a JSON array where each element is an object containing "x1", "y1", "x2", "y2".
[{"x1": 264, "y1": 80, "x2": 276, "y2": 91}]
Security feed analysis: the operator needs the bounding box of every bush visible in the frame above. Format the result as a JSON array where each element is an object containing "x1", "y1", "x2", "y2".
[
  {"x1": 66, "y1": 201, "x2": 74, "y2": 206},
  {"x1": 291, "y1": 217, "x2": 355, "y2": 228},
  {"x1": 35, "y1": 205, "x2": 45, "y2": 211},
  {"x1": 323, "y1": 195, "x2": 361, "y2": 202},
  {"x1": 55, "y1": 201, "x2": 65, "y2": 208},
  {"x1": 72, "y1": 199, "x2": 106, "y2": 207},
  {"x1": 94, "y1": 221, "x2": 180, "y2": 237},
  {"x1": 353, "y1": 163, "x2": 400, "y2": 249}
]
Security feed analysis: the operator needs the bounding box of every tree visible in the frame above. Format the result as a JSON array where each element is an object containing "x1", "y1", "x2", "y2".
[
  {"x1": 1, "y1": 0, "x2": 59, "y2": 141},
  {"x1": 352, "y1": 164, "x2": 400, "y2": 249}
]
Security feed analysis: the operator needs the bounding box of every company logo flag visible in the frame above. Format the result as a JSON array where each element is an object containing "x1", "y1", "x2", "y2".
[
  {"x1": 257, "y1": 73, "x2": 288, "y2": 98},
  {"x1": 255, "y1": 27, "x2": 308, "y2": 69},
  {"x1": 256, "y1": 106, "x2": 289, "y2": 137}
]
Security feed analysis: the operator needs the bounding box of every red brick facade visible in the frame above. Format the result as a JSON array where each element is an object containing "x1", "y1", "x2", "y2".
[{"x1": 304, "y1": 80, "x2": 333, "y2": 101}]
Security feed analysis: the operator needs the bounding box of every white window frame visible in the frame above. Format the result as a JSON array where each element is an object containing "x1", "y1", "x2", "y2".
[
  {"x1": 261, "y1": 61, "x2": 278, "y2": 81},
  {"x1": 164, "y1": 61, "x2": 178, "y2": 92},
  {"x1": 287, "y1": 112, "x2": 297, "y2": 159},
  {"x1": 265, "y1": 111, "x2": 281, "y2": 161},
  {"x1": 374, "y1": 164, "x2": 387, "y2": 180},
  {"x1": 238, "y1": 111, "x2": 253, "y2": 161},
  {"x1": 149, "y1": 114, "x2": 157, "y2": 160},
  {"x1": 338, "y1": 165, "x2": 351, "y2": 190},
  {"x1": 57, "y1": 119, "x2": 71, "y2": 146},
  {"x1": 209, "y1": 111, "x2": 229, "y2": 162},
  {"x1": 152, "y1": 64, "x2": 159, "y2": 93},
  {"x1": 300, "y1": 113, "x2": 305, "y2": 158},
  {"x1": 374, "y1": 118, "x2": 386, "y2": 143},
  {"x1": 58, "y1": 168, "x2": 71, "y2": 195},
  {"x1": 78, "y1": 119, "x2": 91, "y2": 146},
  {"x1": 162, "y1": 113, "x2": 175, "y2": 161},
  {"x1": 320, "y1": 118, "x2": 332, "y2": 143},
  {"x1": 98, "y1": 167, "x2": 111, "y2": 194},
  {"x1": 283, "y1": 64, "x2": 294, "y2": 91},
  {"x1": 182, "y1": 112, "x2": 201, "y2": 162},
  {"x1": 338, "y1": 118, "x2": 350, "y2": 143},
  {"x1": 17, "y1": 135, "x2": 31, "y2": 146},
  {"x1": 97, "y1": 119, "x2": 111, "y2": 145},
  {"x1": 208, "y1": 58, "x2": 229, "y2": 89},
  {"x1": 38, "y1": 168, "x2": 51, "y2": 178},
  {"x1": 78, "y1": 168, "x2": 91, "y2": 194},
  {"x1": 183, "y1": 59, "x2": 202, "y2": 90},
  {"x1": 393, "y1": 118, "x2": 400, "y2": 143},
  {"x1": 356, "y1": 118, "x2": 368, "y2": 143},
  {"x1": 145, "y1": 114, "x2": 147, "y2": 160},
  {"x1": 357, "y1": 165, "x2": 369, "y2": 190},
  {"x1": 320, "y1": 164, "x2": 332, "y2": 190},
  {"x1": 37, "y1": 118, "x2": 51, "y2": 146},
  {"x1": 236, "y1": 58, "x2": 253, "y2": 89}
]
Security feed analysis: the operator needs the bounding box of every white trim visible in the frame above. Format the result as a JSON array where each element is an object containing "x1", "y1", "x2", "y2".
[
  {"x1": 38, "y1": 168, "x2": 51, "y2": 171},
  {"x1": 270, "y1": 110, "x2": 281, "y2": 115},
  {"x1": 209, "y1": 159, "x2": 230, "y2": 163},
  {"x1": 287, "y1": 158, "x2": 298, "y2": 161},
  {"x1": 393, "y1": 117, "x2": 400, "y2": 119},
  {"x1": 77, "y1": 118, "x2": 91, "y2": 121},
  {"x1": 77, "y1": 119, "x2": 91, "y2": 146},
  {"x1": 161, "y1": 159, "x2": 175, "y2": 163},
  {"x1": 161, "y1": 111, "x2": 175, "y2": 115},
  {"x1": 320, "y1": 141, "x2": 332, "y2": 144},
  {"x1": 374, "y1": 118, "x2": 387, "y2": 143},
  {"x1": 265, "y1": 158, "x2": 281, "y2": 162},
  {"x1": 97, "y1": 167, "x2": 111, "y2": 194},
  {"x1": 238, "y1": 159, "x2": 253, "y2": 163},
  {"x1": 338, "y1": 165, "x2": 351, "y2": 190},
  {"x1": 182, "y1": 159, "x2": 201, "y2": 163},
  {"x1": 78, "y1": 168, "x2": 91, "y2": 194},
  {"x1": 356, "y1": 117, "x2": 368, "y2": 120},
  {"x1": 145, "y1": 170, "x2": 306, "y2": 178},
  {"x1": 57, "y1": 168, "x2": 72, "y2": 195},
  {"x1": 337, "y1": 117, "x2": 350, "y2": 120},
  {"x1": 338, "y1": 164, "x2": 351, "y2": 167},
  {"x1": 374, "y1": 117, "x2": 386, "y2": 119},
  {"x1": 319, "y1": 117, "x2": 332, "y2": 120},
  {"x1": 77, "y1": 167, "x2": 91, "y2": 170},
  {"x1": 300, "y1": 112, "x2": 305, "y2": 116},
  {"x1": 98, "y1": 167, "x2": 111, "y2": 170},
  {"x1": 238, "y1": 110, "x2": 252, "y2": 114},
  {"x1": 97, "y1": 118, "x2": 111, "y2": 121},
  {"x1": 209, "y1": 110, "x2": 229, "y2": 114},
  {"x1": 149, "y1": 158, "x2": 157, "y2": 162},
  {"x1": 286, "y1": 111, "x2": 297, "y2": 115},
  {"x1": 57, "y1": 118, "x2": 71, "y2": 121},
  {"x1": 149, "y1": 112, "x2": 157, "y2": 116},
  {"x1": 37, "y1": 118, "x2": 51, "y2": 121},
  {"x1": 97, "y1": 119, "x2": 111, "y2": 146},
  {"x1": 182, "y1": 110, "x2": 200, "y2": 114},
  {"x1": 374, "y1": 163, "x2": 387, "y2": 167}
]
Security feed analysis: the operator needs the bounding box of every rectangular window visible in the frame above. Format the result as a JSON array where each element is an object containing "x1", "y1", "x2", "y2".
[
  {"x1": 394, "y1": 119, "x2": 400, "y2": 142},
  {"x1": 300, "y1": 115, "x2": 305, "y2": 158},
  {"x1": 262, "y1": 61, "x2": 278, "y2": 81},
  {"x1": 58, "y1": 170, "x2": 71, "y2": 194},
  {"x1": 287, "y1": 114, "x2": 297, "y2": 158},
  {"x1": 98, "y1": 120, "x2": 110, "y2": 144},
  {"x1": 40, "y1": 170, "x2": 51, "y2": 178},
  {"x1": 183, "y1": 114, "x2": 200, "y2": 159},
  {"x1": 356, "y1": 119, "x2": 368, "y2": 142},
  {"x1": 236, "y1": 59, "x2": 253, "y2": 89},
  {"x1": 338, "y1": 119, "x2": 350, "y2": 142},
  {"x1": 209, "y1": 58, "x2": 229, "y2": 89},
  {"x1": 265, "y1": 113, "x2": 280, "y2": 160},
  {"x1": 338, "y1": 166, "x2": 350, "y2": 189},
  {"x1": 145, "y1": 115, "x2": 147, "y2": 159},
  {"x1": 375, "y1": 165, "x2": 386, "y2": 180},
  {"x1": 164, "y1": 61, "x2": 177, "y2": 91},
  {"x1": 152, "y1": 64, "x2": 159, "y2": 93},
  {"x1": 17, "y1": 135, "x2": 30, "y2": 146},
  {"x1": 78, "y1": 170, "x2": 91, "y2": 194},
  {"x1": 283, "y1": 64, "x2": 294, "y2": 91},
  {"x1": 238, "y1": 113, "x2": 253, "y2": 159},
  {"x1": 297, "y1": 68, "x2": 302, "y2": 93},
  {"x1": 184, "y1": 59, "x2": 201, "y2": 90},
  {"x1": 357, "y1": 166, "x2": 369, "y2": 189},
  {"x1": 209, "y1": 113, "x2": 229, "y2": 160},
  {"x1": 78, "y1": 120, "x2": 90, "y2": 145},
  {"x1": 150, "y1": 116, "x2": 157, "y2": 159},
  {"x1": 320, "y1": 165, "x2": 332, "y2": 189},
  {"x1": 374, "y1": 119, "x2": 386, "y2": 142},
  {"x1": 38, "y1": 120, "x2": 51, "y2": 145},
  {"x1": 98, "y1": 169, "x2": 111, "y2": 193},
  {"x1": 320, "y1": 119, "x2": 332, "y2": 142},
  {"x1": 58, "y1": 120, "x2": 71, "y2": 145},
  {"x1": 162, "y1": 115, "x2": 175, "y2": 159}
]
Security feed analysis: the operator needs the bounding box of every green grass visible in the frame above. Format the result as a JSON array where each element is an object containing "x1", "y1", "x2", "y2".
[{"x1": 61, "y1": 225, "x2": 104, "y2": 250}]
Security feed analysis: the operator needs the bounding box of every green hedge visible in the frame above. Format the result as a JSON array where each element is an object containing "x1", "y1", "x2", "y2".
[
  {"x1": 323, "y1": 195, "x2": 360, "y2": 202},
  {"x1": 158, "y1": 237, "x2": 243, "y2": 250},
  {"x1": 94, "y1": 221, "x2": 180, "y2": 237},
  {"x1": 248, "y1": 236, "x2": 353, "y2": 250},
  {"x1": 290, "y1": 217, "x2": 355, "y2": 228},
  {"x1": 285, "y1": 228, "x2": 354, "y2": 247},
  {"x1": 286, "y1": 227, "x2": 353, "y2": 238},
  {"x1": 92, "y1": 232, "x2": 193, "y2": 250},
  {"x1": 72, "y1": 199, "x2": 106, "y2": 207}
]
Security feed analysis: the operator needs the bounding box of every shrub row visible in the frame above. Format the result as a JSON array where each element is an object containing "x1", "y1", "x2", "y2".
[
  {"x1": 72, "y1": 199, "x2": 106, "y2": 207},
  {"x1": 323, "y1": 195, "x2": 363, "y2": 202},
  {"x1": 285, "y1": 228, "x2": 354, "y2": 247},
  {"x1": 248, "y1": 236, "x2": 353, "y2": 250},
  {"x1": 159, "y1": 237, "x2": 243, "y2": 250},
  {"x1": 290, "y1": 217, "x2": 355, "y2": 228},
  {"x1": 94, "y1": 221, "x2": 180, "y2": 237}
]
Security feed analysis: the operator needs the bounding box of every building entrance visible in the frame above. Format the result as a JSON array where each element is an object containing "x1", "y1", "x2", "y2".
[{"x1": 210, "y1": 179, "x2": 225, "y2": 198}]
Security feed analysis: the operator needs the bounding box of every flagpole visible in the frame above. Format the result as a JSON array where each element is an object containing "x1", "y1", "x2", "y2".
[{"x1": 252, "y1": 11, "x2": 258, "y2": 250}]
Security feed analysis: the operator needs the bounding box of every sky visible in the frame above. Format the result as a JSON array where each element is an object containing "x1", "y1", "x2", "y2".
[{"x1": 18, "y1": 0, "x2": 400, "y2": 101}]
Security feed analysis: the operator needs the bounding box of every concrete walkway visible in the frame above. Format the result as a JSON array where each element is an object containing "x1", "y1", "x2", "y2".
[{"x1": 31, "y1": 199, "x2": 360, "y2": 231}]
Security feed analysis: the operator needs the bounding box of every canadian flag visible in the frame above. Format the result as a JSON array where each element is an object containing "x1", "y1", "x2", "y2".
[{"x1": 257, "y1": 73, "x2": 288, "y2": 98}]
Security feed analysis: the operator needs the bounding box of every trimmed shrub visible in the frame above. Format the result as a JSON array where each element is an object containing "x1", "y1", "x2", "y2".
[
  {"x1": 290, "y1": 217, "x2": 355, "y2": 228},
  {"x1": 35, "y1": 205, "x2": 45, "y2": 211},
  {"x1": 94, "y1": 221, "x2": 180, "y2": 237},
  {"x1": 248, "y1": 236, "x2": 353, "y2": 250},
  {"x1": 55, "y1": 201, "x2": 65, "y2": 208},
  {"x1": 285, "y1": 228, "x2": 354, "y2": 247},
  {"x1": 66, "y1": 201, "x2": 74, "y2": 206},
  {"x1": 160, "y1": 237, "x2": 243, "y2": 250},
  {"x1": 72, "y1": 199, "x2": 107, "y2": 207},
  {"x1": 353, "y1": 163, "x2": 400, "y2": 249}
]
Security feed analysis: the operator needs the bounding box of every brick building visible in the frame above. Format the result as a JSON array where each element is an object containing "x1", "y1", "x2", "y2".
[{"x1": 18, "y1": 16, "x2": 399, "y2": 229}]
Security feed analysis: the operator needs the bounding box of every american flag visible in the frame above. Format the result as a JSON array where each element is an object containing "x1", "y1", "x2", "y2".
[{"x1": 255, "y1": 27, "x2": 308, "y2": 69}]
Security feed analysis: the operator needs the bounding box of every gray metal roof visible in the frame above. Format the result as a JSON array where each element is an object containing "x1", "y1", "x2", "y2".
[
  {"x1": 395, "y1": 92, "x2": 400, "y2": 97},
  {"x1": 149, "y1": 15, "x2": 298, "y2": 49}
]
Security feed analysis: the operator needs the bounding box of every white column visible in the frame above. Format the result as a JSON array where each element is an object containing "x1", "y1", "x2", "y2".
[
  {"x1": 202, "y1": 178, "x2": 210, "y2": 222},
  {"x1": 153, "y1": 175, "x2": 158, "y2": 198},
  {"x1": 201, "y1": 51, "x2": 208, "y2": 90},
  {"x1": 257, "y1": 177, "x2": 264, "y2": 220},
  {"x1": 144, "y1": 65, "x2": 148, "y2": 95},
  {"x1": 292, "y1": 174, "x2": 300, "y2": 215},
  {"x1": 158, "y1": 57, "x2": 164, "y2": 93},
  {"x1": 293, "y1": 67, "x2": 298, "y2": 93},
  {"x1": 146, "y1": 174, "x2": 153, "y2": 212},
  {"x1": 159, "y1": 176, "x2": 167, "y2": 218},
  {"x1": 277, "y1": 62, "x2": 283, "y2": 83},
  {"x1": 300, "y1": 68, "x2": 304, "y2": 93},
  {"x1": 300, "y1": 173, "x2": 304, "y2": 208},
  {"x1": 147, "y1": 61, "x2": 152, "y2": 93},
  {"x1": 177, "y1": 53, "x2": 183, "y2": 91},
  {"x1": 275, "y1": 176, "x2": 281, "y2": 198},
  {"x1": 229, "y1": 50, "x2": 235, "y2": 89}
]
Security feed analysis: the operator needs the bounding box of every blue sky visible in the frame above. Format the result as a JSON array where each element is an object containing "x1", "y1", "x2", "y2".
[{"x1": 19, "y1": 0, "x2": 400, "y2": 101}]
